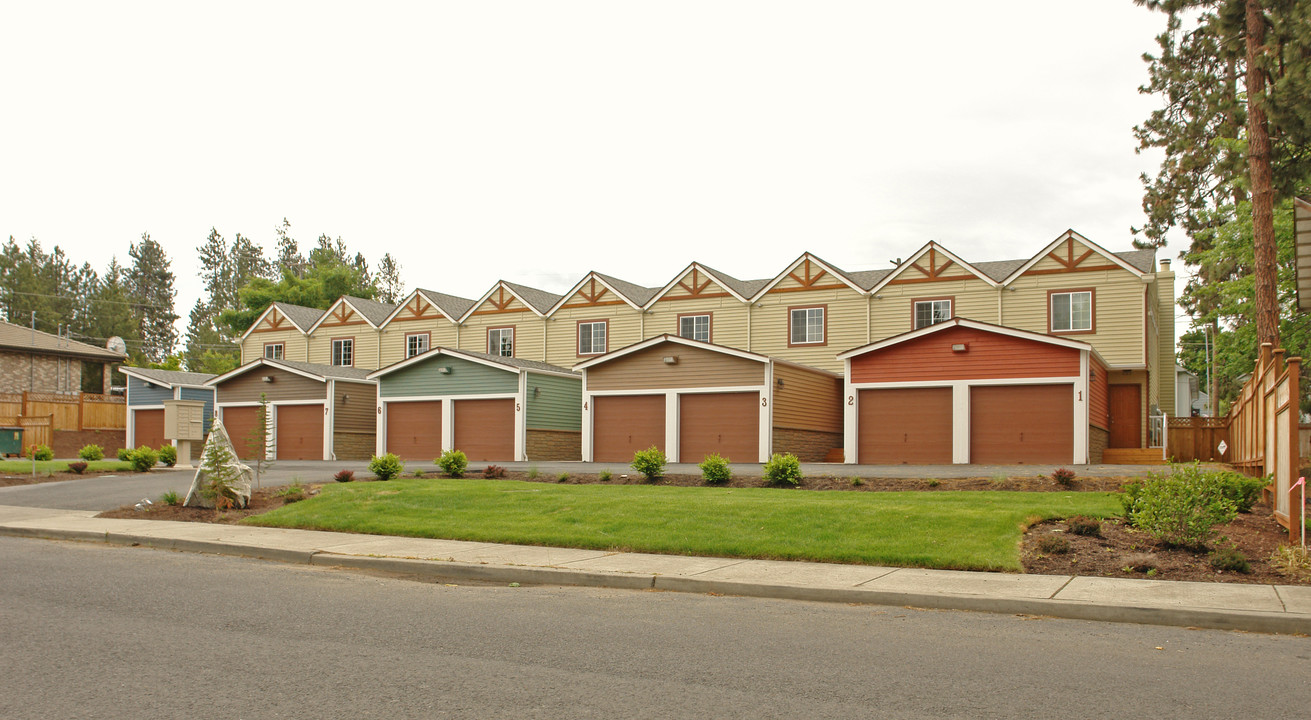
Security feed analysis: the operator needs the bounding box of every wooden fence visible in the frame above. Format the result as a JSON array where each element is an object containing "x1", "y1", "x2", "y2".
[
  {"x1": 1166, "y1": 417, "x2": 1229, "y2": 463},
  {"x1": 1226, "y1": 344, "x2": 1304, "y2": 541},
  {"x1": 0, "y1": 391, "x2": 125, "y2": 435}
]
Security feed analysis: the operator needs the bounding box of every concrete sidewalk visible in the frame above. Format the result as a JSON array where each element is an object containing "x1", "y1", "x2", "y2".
[{"x1": 2, "y1": 503, "x2": 1307, "y2": 635}]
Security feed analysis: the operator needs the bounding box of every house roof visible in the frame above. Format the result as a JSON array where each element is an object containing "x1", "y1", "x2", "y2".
[
  {"x1": 208, "y1": 357, "x2": 375, "y2": 386},
  {"x1": 120, "y1": 367, "x2": 217, "y2": 388},
  {"x1": 0, "y1": 320, "x2": 127, "y2": 361},
  {"x1": 592, "y1": 272, "x2": 660, "y2": 307},
  {"x1": 836, "y1": 317, "x2": 1100, "y2": 361},
  {"x1": 271, "y1": 302, "x2": 326, "y2": 331},
  {"x1": 501, "y1": 281, "x2": 563, "y2": 314},
  {"x1": 368, "y1": 346, "x2": 578, "y2": 380},
  {"x1": 417, "y1": 289, "x2": 477, "y2": 321},
  {"x1": 341, "y1": 296, "x2": 398, "y2": 327}
]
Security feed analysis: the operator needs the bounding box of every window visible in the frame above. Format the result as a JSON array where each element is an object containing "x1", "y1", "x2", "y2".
[
  {"x1": 488, "y1": 327, "x2": 514, "y2": 357},
  {"x1": 578, "y1": 321, "x2": 607, "y2": 355},
  {"x1": 405, "y1": 333, "x2": 429, "y2": 358},
  {"x1": 789, "y1": 306, "x2": 825, "y2": 345},
  {"x1": 331, "y1": 338, "x2": 354, "y2": 366},
  {"x1": 913, "y1": 298, "x2": 952, "y2": 329},
  {"x1": 1050, "y1": 290, "x2": 1094, "y2": 332},
  {"x1": 678, "y1": 314, "x2": 710, "y2": 342},
  {"x1": 263, "y1": 343, "x2": 284, "y2": 360}
]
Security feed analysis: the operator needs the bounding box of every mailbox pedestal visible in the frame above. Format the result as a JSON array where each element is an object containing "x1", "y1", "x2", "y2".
[{"x1": 162, "y1": 399, "x2": 207, "y2": 469}]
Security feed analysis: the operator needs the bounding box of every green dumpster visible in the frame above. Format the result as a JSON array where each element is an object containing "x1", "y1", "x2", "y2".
[{"x1": 0, "y1": 427, "x2": 23, "y2": 457}]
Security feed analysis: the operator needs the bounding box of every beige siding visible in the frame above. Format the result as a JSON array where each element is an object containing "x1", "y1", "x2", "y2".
[
  {"x1": 217, "y1": 367, "x2": 325, "y2": 404},
  {"x1": 1155, "y1": 271, "x2": 1176, "y2": 416},
  {"x1": 771, "y1": 362, "x2": 842, "y2": 433},
  {"x1": 379, "y1": 317, "x2": 459, "y2": 367},
  {"x1": 241, "y1": 328, "x2": 309, "y2": 365},
  {"x1": 545, "y1": 302, "x2": 644, "y2": 368},
  {"x1": 868, "y1": 277, "x2": 1000, "y2": 341},
  {"x1": 1001, "y1": 269, "x2": 1144, "y2": 367},
  {"x1": 749, "y1": 281, "x2": 867, "y2": 373},
  {"x1": 645, "y1": 276, "x2": 750, "y2": 350},
  {"x1": 306, "y1": 328, "x2": 382, "y2": 370},
  {"x1": 459, "y1": 310, "x2": 547, "y2": 361},
  {"x1": 332, "y1": 380, "x2": 377, "y2": 433},
  {"x1": 586, "y1": 342, "x2": 765, "y2": 391}
]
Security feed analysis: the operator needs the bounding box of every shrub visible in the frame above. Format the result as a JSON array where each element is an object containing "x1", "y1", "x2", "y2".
[
  {"x1": 368, "y1": 453, "x2": 404, "y2": 481},
  {"x1": 762, "y1": 453, "x2": 802, "y2": 487},
  {"x1": 598, "y1": 469, "x2": 612, "y2": 482},
  {"x1": 158, "y1": 444, "x2": 178, "y2": 467},
  {"x1": 333, "y1": 469, "x2": 355, "y2": 483},
  {"x1": 198, "y1": 435, "x2": 242, "y2": 510},
  {"x1": 699, "y1": 453, "x2": 732, "y2": 485},
  {"x1": 1051, "y1": 467, "x2": 1076, "y2": 486},
  {"x1": 78, "y1": 444, "x2": 104, "y2": 461},
  {"x1": 67, "y1": 461, "x2": 88, "y2": 474},
  {"x1": 527, "y1": 466, "x2": 540, "y2": 479},
  {"x1": 1216, "y1": 472, "x2": 1267, "y2": 513},
  {"x1": 483, "y1": 465, "x2": 507, "y2": 479},
  {"x1": 1125, "y1": 464, "x2": 1238, "y2": 549},
  {"x1": 850, "y1": 477, "x2": 865, "y2": 487},
  {"x1": 1120, "y1": 481, "x2": 1143, "y2": 520},
  {"x1": 556, "y1": 472, "x2": 570, "y2": 483},
  {"x1": 926, "y1": 479, "x2": 940, "y2": 488},
  {"x1": 116, "y1": 447, "x2": 132, "y2": 461},
  {"x1": 631, "y1": 446, "x2": 666, "y2": 482},
  {"x1": 437, "y1": 449, "x2": 468, "y2": 478},
  {"x1": 26, "y1": 444, "x2": 53, "y2": 461},
  {"x1": 160, "y1": 490, "x2": 182, "y2": 506},
  {"x1": 1066, "y1": 515, "x2": 1101, "y2": 537},
  {"x1": 1038, "y1": 536, "x2": 1071, "y2": 554},
  {"x1": 276, "y1": 481, "x2": 306, "y2": 504},
  {"x1": 1209, "y1": 543, "x2": 1251, "y2": 573},
  {"x1": 413, "y1": 470, "x2": 425, "y2": 478},
  {"x1": 128, "y1": 446, "x2": 159, "y2": 472}
]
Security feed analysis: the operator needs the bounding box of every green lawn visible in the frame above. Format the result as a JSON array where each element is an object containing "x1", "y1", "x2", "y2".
[
  {"x1": 246, "y1": 478, "x2": 1122, "y2": 572},
  {"x1": 0, "y1": 459, "x2": 134, "y2": 473}
]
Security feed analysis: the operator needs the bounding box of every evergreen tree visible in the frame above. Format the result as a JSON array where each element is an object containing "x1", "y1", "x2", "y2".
[
  {"x1": 275, "y1": 218, "x2": 305, "y2": 278},
  {"x1": 374, "y1": 253, "x2": 404, "y2": 304},
  {"x1": 126, "y1": 233, "x2": 179, "y2": 362}
]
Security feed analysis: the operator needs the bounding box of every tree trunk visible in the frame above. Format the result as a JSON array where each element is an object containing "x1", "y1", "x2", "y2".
[{"x1": 1246, "y1": 0, "x2": 1279, "y2": 347}]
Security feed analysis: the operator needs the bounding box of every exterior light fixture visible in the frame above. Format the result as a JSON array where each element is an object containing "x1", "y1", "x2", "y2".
[
  {"x1": 951, "y1": 343, "x2": 968, "y2": 353},
  {"x1": 261, "y1": 375, "x2": 274, "y2": 383},
  {"x1": 438, "y1": 366, "x2": 452, "y2": 375},
  {"x1": 662, "y1": 356, "x2": 678, "y2": 365}
]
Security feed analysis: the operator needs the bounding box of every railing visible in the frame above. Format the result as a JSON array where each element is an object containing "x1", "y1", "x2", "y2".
[{"x1": 1148, "y1": 411, "x2": 1166, "y2": 448}]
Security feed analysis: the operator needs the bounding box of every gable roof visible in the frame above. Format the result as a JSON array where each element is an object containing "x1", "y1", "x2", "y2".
[
  {"x1": 999, "y1": 230, "x2": 1151, "y2": 285},
  {"x1": 207, "y1": 357, "x2": 375, "y2": 386},
  {"x1": 120, "y1": 367, "x2": 216, "y2": 389},
  {"x1": 574, "y1": 333, "x2": 772, "y2": 370},
  {"x1": 379, "y1": 288, "x2": 476, "y2": 327},
  {"x1": 368, "y1": 346, "x2": 578, "y2": 380},
  {"x1": 547, "y1": 272, "x2": 658, "y2": 315},
  {"x1": 307, "y1": 295, "x2": 397, "y2": 333},
  {"x1": 461, "y1": 280, "x2": 562, "y2": 320},
  {"x1": 0, "y1": 320, "x2": 127, "y2": 362},
  {"x1": 836, "y1": 317, "x2": 1099, "y2": 360},
  {"x1": 237, "y1": 301, "x2": 323, "y2": 343},
  {"x1": 866, "y1": 242, "x2": 1000, "y2": 296},
  {"x1": 643, "y1": 262, "x2": 763, "y2": 306},
  {"x1": 751, "y1": 252, "x2": 868, "y2": 298}
]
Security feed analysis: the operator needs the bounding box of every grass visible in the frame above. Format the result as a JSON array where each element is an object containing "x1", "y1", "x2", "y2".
[
  {"x1": 245, "y1": 478, "x2": 1122, "y2": 571},
  {"x1": 0, "y1": 459, "x2": 134, "y2": 473}
]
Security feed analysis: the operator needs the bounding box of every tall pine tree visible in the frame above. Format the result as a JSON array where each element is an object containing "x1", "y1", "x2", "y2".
[{"x1": 127, "y1": 233, "x2": 179, "y2": 362}]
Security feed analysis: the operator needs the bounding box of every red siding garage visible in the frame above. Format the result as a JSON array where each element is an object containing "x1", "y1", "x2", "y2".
[
  {"x1": 221, "y1": 406, "x2": 264, "y2": 460},
  {"x1": 678, "y1": 392, "x2": 758, "y2": 463},
  {"x1": 970, "y1": 385, "x2": 1073, "y2": 464},
  {"x1": 593, "y1": 394, "x2": 665, "y2": 462},
  {"x1": 857, "y1": 387, "x2": 953, "y2": 464},
  {"x1": 452, "y1": 398, "x2": 515, "y2": 462},
  {"x1": 276, "y1": 404, "x2": 324, "y2": 460},
  {"x1": 133, "y1": 409, "x2": 165, "y2": 451},
  {"x1": 386, "y1": 400, "x2": 443, "y2": 461}
]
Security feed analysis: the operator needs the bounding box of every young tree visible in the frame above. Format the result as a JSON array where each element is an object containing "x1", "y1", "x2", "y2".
[{"x1": 373, "y1": 253, "x2": 404, "y2": 304}]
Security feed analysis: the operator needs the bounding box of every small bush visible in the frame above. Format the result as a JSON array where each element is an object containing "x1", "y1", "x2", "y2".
[
  {"x1": 926, "y1": 479, "x2": 940, "y2": 488},
  {"x1": 128, "y1": 446, "x2": 159, "y2": 472},
  {"x1": 598, "y1": 469, "x2": 613, "y2": 482},
  {"x1": 699, "y1": 453, "x2": 732, "y2": 485},
  {"x1": 160, "y1": 490, "x2": 182, "y2": 506},
  {"x1": 67, "y1": 461, "x2": 88, "y2": 474},
  {"x1": 850, "y1": 477, "x2": 865, "y2": 487},
  {"x1": 413, "y1": 470, "x2": 425, "y2": 478},
  {"x1": 1216, "y1": 472, "x2": 1267, "y2": 513},
  {"x1": 437, "y1": 449, "x2": 468, "y2": 478},
  {"x1": 631, "y1": 446, "x2": 666, "y2": 482},
  {"x1": 26, "y1": 444, "x2": 53, "y2": 461},
  {"x1": 158, "y1": 444, "x2": 178, "y2": 467},
  {"x1": 1209, "y1": 543, "x2": 1251, "y2": 573},
  {"x1": 276, "y1": 481, "x2": 306, "y2": 504},
  {"x1": 333, "y1": 469, "x2": 355, "y2": 483},
  {"x1": 527, "y1": 466, "x2": 540, "y2": 479},
  {"x1": 762, "y1": 453, "x2": 802, "y2": 487},
  {"x1": 78, "y1": 444, "x2": 104, "y2": 462},
  {"x1": 116, "y1": 447, "x2": 131, "y2": 461},
  {"x1": 1038, "y1": 536, "x2": 1071, "y2": 554},
  {"x1": 1051, "y1": 467, "x2": 1076, "y2": 486},
  {"x1": 483, "y1": 465, "x2": 507, "y2": 479},
  {"x1": 1066, "y1": 515, "x2": 1101, "y2": 537},
  {"x1": 368, "y1": 453, "x2": 404, "y2": 481},
  {"x1": 556, "y1": 472, "x2": 570, "y2": 483},
  {"x1": 1124, "y1": 464, "x2": 1239, "y2": 549}
]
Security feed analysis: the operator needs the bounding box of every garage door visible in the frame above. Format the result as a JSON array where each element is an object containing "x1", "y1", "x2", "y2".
[
  {"x1": 221, "y1": 406, "x2": 264, "y2": 460},
  {"x1": 858, "y1": 388, "x2": 953, "y2": 464},
  {"x1": 970, "y1": 384, "x2": 1072, "y2": 464},
  {"x1": 679, "y1": 392, "x2": 759, "y2": 463},
  {"x1": 386, "y1": 400, "x2": 443, "y2": 461},
  {"x1": 276, "y1": 404, "x2": 325, "y2": 460},
  {"x1": 593, "y1": 394, "x2": 665, "y2": 463},
  {"x1": 133, "y1": 409, "x2": 165, "y2": 451},
  {"x1": 452, "y1": 398, "x2": 515, "y2": 462}
]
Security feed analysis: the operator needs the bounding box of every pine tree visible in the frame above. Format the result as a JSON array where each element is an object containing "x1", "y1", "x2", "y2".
[
  {"x1": 374, "y1": 253, "x2": 404, "y2": 304},
  {"x1": 126, "y1": 232, "x2": 179, "y2": 362}
]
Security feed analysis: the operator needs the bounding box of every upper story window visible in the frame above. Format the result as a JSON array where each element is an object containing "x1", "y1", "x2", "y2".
[
  {"x1": 263, "y1": 343, "x2": 284, "y2": 360},
  {"x1": 1050, "y1": 290, "x2": 1094, "y2": 333},
  {"x1": 332, "y1": 338, "x2": 354, "y2": 366},
  {"x1": 488, "y1": 327, "x2": 514, "y2": 357},
  {"x1": 406, "y1": 333, "x2": 429, "y2": 358},
  {"x1": 679, "y1": 314, "x2": 710, "y2": 342},
  {"x1": 789, "y1": 306, "x2": 825, "y2": 345},
  {"x1": 578, "y1": 321, "x2": 607, "y2": 355},
  {"x1": 913, "y1": 298, "x2": 952, "y2": 329}
]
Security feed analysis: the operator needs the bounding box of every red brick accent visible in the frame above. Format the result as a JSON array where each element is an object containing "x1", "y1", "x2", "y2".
[
  {"x1": 53, "y1": 429, "x2": 126, "y2": 459},
  {"x1": 1089, "y1": 426, "x2": 1109, "y2": 464}
]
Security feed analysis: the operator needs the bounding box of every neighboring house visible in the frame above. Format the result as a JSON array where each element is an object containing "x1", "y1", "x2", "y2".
[
  {"x1": 1297, "y1": 197, "x2": 1311, "y2": 312},
  {"x1": 238, "y1": 302, "x2": 325, "y2": 364},
  {"x1": 0, "y1": 319, "x2": 124, "y2": 395},
  {"x1": 303, "y1": 296, "x2": 397, "y2": 369},
  {"x1": 1175, "y1": 364, "x2": 1202, "y2": 418},
  {"x1": 121, "y1": 367, "x2": 216, "y2": 459}
]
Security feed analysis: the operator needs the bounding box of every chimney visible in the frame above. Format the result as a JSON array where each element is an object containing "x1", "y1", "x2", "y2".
[{"x1": 1159, "y1": 258, "x2": 1171, "y2": 271}]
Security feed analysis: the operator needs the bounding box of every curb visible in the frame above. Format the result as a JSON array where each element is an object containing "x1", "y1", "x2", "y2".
[{"x1": 4, "y1": 525, "x2": 1309, "y2": 636}]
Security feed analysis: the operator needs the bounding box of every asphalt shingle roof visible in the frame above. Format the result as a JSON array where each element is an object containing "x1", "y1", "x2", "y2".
[
  {"x1": 272, "y1": 302, "x2": 326, "y2": 331},
  {"x1": 416, "y1": 289, "x2": 476, "y2": 321},
  {"x1": 1114, "y1": 249, "x2": 1157, "y2": 273},
  {"x1": 0, "y1": 320, "x2": 126, "y2": 361},
  {"x1": 121, "y1": 367, "x2": 216, "y2": 387},
  {"x1": 593, "y1": 272, "x2": 660, "y2": 307},
  {"x1": 436, "y1": 348, "x2": 577, "y2": 375},
  {"x1": 266, "y1": 359, "x2": 374, "y2": 382},
  {"x1": 695, "y1": 263, "x2": 772, "y2": 299},
  {"x1": 501, "y1": 281, "x2": 563, "y2": 314},
  {"x1": 343, "y1": 296, "x2": 398, "y2": 327}
]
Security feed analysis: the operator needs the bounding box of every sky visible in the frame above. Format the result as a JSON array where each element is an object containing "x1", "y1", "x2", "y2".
[{"x1": 1, "y1": 1, "x2": 1186, "y2": 345}]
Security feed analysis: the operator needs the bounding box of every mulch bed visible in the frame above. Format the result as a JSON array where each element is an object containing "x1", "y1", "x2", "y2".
[{"x1": 0, "y1": 470, "x2": 139, "y2": 487}]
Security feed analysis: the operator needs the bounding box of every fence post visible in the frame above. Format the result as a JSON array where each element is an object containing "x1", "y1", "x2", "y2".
[{"x1": 1287, "y1": 357, "x2": 1303, "y2": 543}]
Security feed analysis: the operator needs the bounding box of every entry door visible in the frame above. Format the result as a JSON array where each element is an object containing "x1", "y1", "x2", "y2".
[{"x1": 1108, "y1": 385, "x2": 1141, "y2": 448}]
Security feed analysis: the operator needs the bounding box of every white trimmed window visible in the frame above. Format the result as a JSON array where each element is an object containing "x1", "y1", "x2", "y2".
[
  {"x1": 578, "y1": 321, "x2": 607, "y2": 355},
  {"x1": 489, "y1": 327, "x2": 514, "y2": 357},
  {"x1": 679, "y1": 314, "x2": 710, "y2": 342},
  {"x1": 1051, "y1": 291, "x2": 1093, "y2": 332},
  {"x1": 789, "y1": 307, "x2": 825, "y2": 344},
  {"x1": 914, "y1": 299, "x2": 952, "y2": 329},
  {"x1": 332, "y1": 338, "x2": 354, "y2": 366},
  {"x1": 406, "y1": 333, "x2": 429, "y2": 358},
  {"x1": 263, "y1": 343, "x2": 284, "y2": 360}
]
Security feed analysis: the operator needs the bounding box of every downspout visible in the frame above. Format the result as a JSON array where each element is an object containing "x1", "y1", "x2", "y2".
[
  {"x1": 997, "y1": 286, "x2": 1004, "y2": 324},
  {"x1": 327, "y1": 379, "x2": 337, "y2": 461},
  {"x1": 866, "y1": 294, "x2": 872, "y2": 343},
  {"x1": 746, "y1": 303, "x2": 752, "y2": 352}
]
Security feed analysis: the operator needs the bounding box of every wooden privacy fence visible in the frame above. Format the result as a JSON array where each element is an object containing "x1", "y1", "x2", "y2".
[
  {"x1": 0, "y1": 392, "x2": 125, "y2": 433},
  {"x1": 1166, "y1": 417, "x2": 1228, "y2": 463},
  {"x1": 1226, "y1": 344, "x2": 1304, "y2": 541}
]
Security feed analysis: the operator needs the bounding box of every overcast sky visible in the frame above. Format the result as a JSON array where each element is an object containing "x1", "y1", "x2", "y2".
[{"x1": 2, "y1": 1, "x2": 1184, "y2": 343}]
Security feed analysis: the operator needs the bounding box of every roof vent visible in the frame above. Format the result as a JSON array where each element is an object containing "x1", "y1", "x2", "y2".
[{"x1": 1160, "y1": 258, "x2": 1171, "y2": 271}]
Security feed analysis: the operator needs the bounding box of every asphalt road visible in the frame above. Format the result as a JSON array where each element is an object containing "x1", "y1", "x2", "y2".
[{"x1": 3, "y1": 536, "x2": 1309, "y2": 719}]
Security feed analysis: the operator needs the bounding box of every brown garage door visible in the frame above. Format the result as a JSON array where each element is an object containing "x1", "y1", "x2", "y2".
[
  {"x1": 593, "y1": 394, "x2": 665, "y2": 463},
  {"x1": 276, "y1": 404, "x2": 325, "y2": 460},
  {"x1": 385, "y1": 400, "x2": 443, "y2": 461},
  {"x1": 133, "y1": 409, "x2": 165, "y2": 451},
  {"x1": 221, "y1": 406, "x2": 265, "y2": 460},
  {"x1": 858, "y1": 388, "x2": 953, "y2": 464},
  {"x1": 970, "y1": 384, "x2": 1072, "y2": 464},
  {"x1": 453, "y1": 398, "x2": 515, "y2": 462},
  {"x1": 679, "y1": 392, "x2": 759, "y2": 463}
]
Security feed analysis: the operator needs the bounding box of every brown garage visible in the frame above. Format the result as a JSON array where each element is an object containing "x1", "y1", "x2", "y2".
[
  {"x1": 452, "y1": 398, "x2": 515, "y2": 462},
  {"x1": 220, "y1": 406, "x2": 264, "y2": 460},
  {"x1": 970, "y1": 385, "x2": 1073, "y2": 464},
  {"x1": 385, "y1": 400, "x2": 443, "y2": 461},
  {"x1": 857, "y1": 387, "x2": 953, "y2": 464},
  {"x1": 593, "y1": 394, "x2": 666, "y2": 463},
  {"x1": 679, "y1": 391, "x2": 759, "y2": 463},
  {"x1": 132, "y1": 409, "x2": 165, "y2": 452},
  {"x1": 276, "y1": 403, "x2": 325, "y2": 460}
]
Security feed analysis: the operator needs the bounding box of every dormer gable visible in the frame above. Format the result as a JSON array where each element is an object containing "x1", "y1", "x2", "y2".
[
  {"x1": 238, "y1": 302, "x2": 319, "y2": 343},
  {"x1": 1002, "y1": 230, "x2": 1149, "y2": 285},
  {"x1": 643, "y1": 262, "x2": 755, "y2": 308},
  {"x1": 867, "y1": 242, "x2": 999, "y2": 295},
  {"x1": 547, "y1": 272, "x2": 649, "y2": 315},
  {"x1": 308, "y1": 296, "x2": 392, "y2": 334},
  {"x1": 460, "y1": 281, "x2": 560, "y2": 321},
  {"x1": 755, "y1": 253, "x2": 865, "y2": 298}
]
